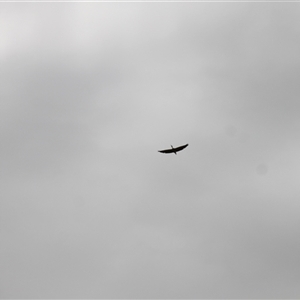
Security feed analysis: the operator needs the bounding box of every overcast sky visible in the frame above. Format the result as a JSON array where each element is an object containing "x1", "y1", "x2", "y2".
[{"x1": 1, "y1": 2, "x2": 300, "y2": 299}]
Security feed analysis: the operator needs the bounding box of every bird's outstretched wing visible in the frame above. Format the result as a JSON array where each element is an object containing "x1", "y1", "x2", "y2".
[
  {"x1": 173, "y1": 144, "x2": 188, "y2": 152},
  {"x1": 158, "y1": 144, "x2": 188, "y2": 154},
  {"x1": 158, "y1": 148, "x2": 175, "y2": 154}
]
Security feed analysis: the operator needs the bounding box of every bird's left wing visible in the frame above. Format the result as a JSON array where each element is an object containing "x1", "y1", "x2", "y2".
[{"x1": 158, "y1": 148, "x2": 174, "y2": 153}]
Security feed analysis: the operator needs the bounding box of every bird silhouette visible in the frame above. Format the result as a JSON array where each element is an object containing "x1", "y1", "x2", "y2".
[{"x1": 158, "y1": 144, "x2": 188, "y2": 155}]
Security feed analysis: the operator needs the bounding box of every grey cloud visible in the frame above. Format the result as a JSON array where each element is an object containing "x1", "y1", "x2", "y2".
[{"x1": 1, "y1": 3, "x2": 300, "y2": 299}]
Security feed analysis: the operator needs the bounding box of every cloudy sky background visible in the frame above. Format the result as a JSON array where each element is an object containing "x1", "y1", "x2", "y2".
[{"x1": 1, "y1": 2, "x2": 300, "y2": 298}]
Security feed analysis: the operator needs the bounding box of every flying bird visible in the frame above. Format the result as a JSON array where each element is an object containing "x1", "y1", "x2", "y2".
[{"x1": 158, "y1": 144, "x2": 188, "y2": 155}]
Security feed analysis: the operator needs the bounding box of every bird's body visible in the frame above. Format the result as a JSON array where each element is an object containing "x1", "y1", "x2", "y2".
[{"x1": 158, "y1": 144, "x2": 188, "y2": 155}]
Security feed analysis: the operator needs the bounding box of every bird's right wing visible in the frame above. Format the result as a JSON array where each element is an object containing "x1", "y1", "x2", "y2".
[{"x1": 173, "y1": 144, "x2": 188, "y2": 152}]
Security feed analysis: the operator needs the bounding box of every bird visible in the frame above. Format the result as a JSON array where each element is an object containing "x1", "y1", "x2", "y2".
[{"x1": 158, "y1": 144, "x2": 188, "y2": 155}]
